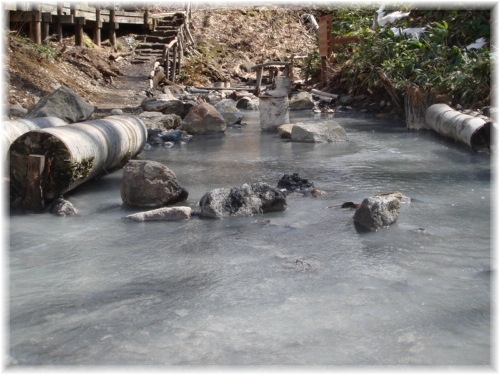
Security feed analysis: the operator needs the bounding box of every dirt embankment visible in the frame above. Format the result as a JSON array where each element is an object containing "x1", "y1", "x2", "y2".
[{"x1": 5, "y1": 6, "x2": 324, "y2": 114}]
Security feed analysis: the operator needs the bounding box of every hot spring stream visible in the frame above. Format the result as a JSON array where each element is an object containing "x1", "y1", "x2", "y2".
[{"x1": 8, "y1": 111, "x2": 492, "y2": 366}]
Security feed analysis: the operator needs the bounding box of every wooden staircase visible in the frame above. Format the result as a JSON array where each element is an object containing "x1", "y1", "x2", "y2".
[{"x1": 132, "y1": 12, "x2": 188, "y2": 67}]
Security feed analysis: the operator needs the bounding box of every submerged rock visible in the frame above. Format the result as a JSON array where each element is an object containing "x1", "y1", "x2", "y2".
[
  {"x1": 123, "y1": 206, "x2": 191, "y2": 221},
  {"x1": 199, "y1": 182, "x2": 287, "y2": 218},
  {"x1": 121, "y1": 160, "x2": 188, "y2": 207}
]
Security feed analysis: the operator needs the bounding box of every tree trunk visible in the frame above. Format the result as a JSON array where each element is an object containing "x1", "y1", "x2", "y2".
[
  {"x1": 3, "y1": 117, "x2": 68, "y2": 160},
  {"x1": 9, "y1": 115, "x2": 147, "y2": 203},
  {"x1": 377, "y1": 69, "x2": 403, "y2": 113},
  {"x1": 425, "y1": 104, "x2": 491, "y2": 151},
  {"x1": 404, "y1": 83, "x2": 437, "y2": 130}
]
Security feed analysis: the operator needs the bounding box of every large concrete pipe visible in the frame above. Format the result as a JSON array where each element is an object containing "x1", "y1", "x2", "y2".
[
  {"x1": 2, "y1": 117, "x2": 68, "y2": 159},
  {"x1": 9, "y1": 115, "x2": 147, "y2": 202},
  {"x1": 259, "y1": 90, "x2": 290, "y2": 131},
  {"x1": 425, "y1": 104, "x2": 491, "y2": 151}
]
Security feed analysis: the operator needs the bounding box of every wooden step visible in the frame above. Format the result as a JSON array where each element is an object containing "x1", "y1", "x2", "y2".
[
  {"x1": 135, "y1": 43, "x2": 165, "y2": 51},
  {"x1": 147, "y1": 33, "x2": 177, "y2": 41}
]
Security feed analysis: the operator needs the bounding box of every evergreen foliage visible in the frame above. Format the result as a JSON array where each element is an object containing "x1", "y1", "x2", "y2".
[{"x1": 314, "y1": 7, "x2": 491, "y2": 108}]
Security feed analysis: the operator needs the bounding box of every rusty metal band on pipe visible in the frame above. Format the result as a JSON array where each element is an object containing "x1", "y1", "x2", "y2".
[{"x1": 9, "y1": 115, "x2": 147, "y2": 201}]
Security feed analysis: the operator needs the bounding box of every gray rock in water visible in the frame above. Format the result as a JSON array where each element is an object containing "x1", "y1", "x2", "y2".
[
  {"x1": 141, "y1": 98, "x2": 188, "y2": 118},
  {"x1": 199, "y1": 182, "x2": 287, "y2": 218},
  {"x1": 277, "y1": 173, "x2": 314, "y2": 192},
  {"x1": 50, "y1": 197, "x2": 77, "y2": 216},
  {"x1": 111, "y1": 108, "x2": 123, "y2": 115},
  {"x1": 25, "y1": 85, "x2": 95, "y2": 123},
  {"x1": 277, "y1": 123, "x2": 294, "y2": 139},
  {"x1": 121, "y1": 160, "x2": 188, "y2": 207},
  {"x1": 180, "y1": 102, "x2": 226, "y2": 135},
  {"x1": 353, "y1": 194, "x2": 401, "y2": 231},
  {"x1": 138, "y1": 112, "x2": 182, "y2": 131},
  {"x1": 123, "y1": 206, "x2": 191, "y2": 221},
  {"x1": 290, "y1": 120, "x2": 348, "y2": 143},
  {"x1": 236, "y1": 97, "x2": 259, "y2": 110},
  {"x1": 214, "y1": 99, "x2": 244, "y2": 125},
  {"x1": 289, "y1": 91, "x2": 315, "y2": 111}
]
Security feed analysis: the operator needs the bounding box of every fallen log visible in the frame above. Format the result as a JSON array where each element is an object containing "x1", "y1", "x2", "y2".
[
  {"x1": 310, "y1": 89, "x2": 339, "y2": 99},
  {"x1": 3, "y1": 117, "x2": 68, "y2": 160},
  {"x1": 194, "y1": 86, "x2": 254, "y2": 91},
  {"x1": 9, "y1": 115, "x2": 147, "y2": 203},
  {"x1": 425, "y1": 104, "x2": 491, "y2": 151}
]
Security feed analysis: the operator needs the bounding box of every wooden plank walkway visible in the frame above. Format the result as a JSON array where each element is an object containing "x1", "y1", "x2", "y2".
[
  {"x1": 5, "y1": 2, "x2": 157, "y2": 24},
  {"x1": 5, "y1": 2, "x2": 186, "y2": 47}
]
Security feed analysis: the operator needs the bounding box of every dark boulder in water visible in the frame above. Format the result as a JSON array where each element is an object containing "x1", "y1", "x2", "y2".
[
  {"x1": 199, "y1": 182, "x2": 287, "y2": 218},
  {"x1": 277, "y1": 173, "x2": 314, "y2": 193}
]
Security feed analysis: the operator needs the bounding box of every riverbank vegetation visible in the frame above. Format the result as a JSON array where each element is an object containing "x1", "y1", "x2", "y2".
[
  {"x1": 6, "y1": 5, "x2": 492, "y2": 115},
  {"x1": 317, "y1": 7, "x2": 491, "y2": 110}
]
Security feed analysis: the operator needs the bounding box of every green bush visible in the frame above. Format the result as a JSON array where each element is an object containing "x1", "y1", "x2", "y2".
[
  {"x1": 326, "y1": 7, "x2": 491, "y2": 108},
  {"x1": 18, "y1": 35, "x2": 57, "y2": 61}
]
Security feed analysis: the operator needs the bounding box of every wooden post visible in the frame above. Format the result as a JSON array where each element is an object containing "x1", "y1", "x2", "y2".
[
  {"x1": 109, "y1": 5, "x2": 116, "y2": 48},
  {"x1": 41, "y1": 12, "x2": 52, "y2": 43},
  {"x1": 288, "y1": 56, "x2": 294, "y2": 83},
  {"x1": 30, "y1": 4, "x2": 41, "y2": 44},
  {"x1": 176, "y1": 41, "x2": 182, "y2": 82},
  {"x1": 171, "y1": 44, "x2": 178, "y2": 81},
  {"x1": 255, "y1": 67, "x2": 263, "y2": 95},
  {"x1": 164, "y1": 46, "x2": 170, "y2": 79},
  {"x1": 143, "y1": 4, "x2": 149, "y2": 31},
  {"x1": 318, "y1": 15, "x2": 332, "y2": 85},
  {"x1": 23, "y1": 154, "x2": 45, "y2": 212},
  {"x1": 94, "y1": 6, "x2": 102, "y2": 46},
  {"x1": 56, "y1": 2, "x2": 63, "y2": 42},
  {"x1": 75, "y1": 17, "x2": 85, "y2": 47}
]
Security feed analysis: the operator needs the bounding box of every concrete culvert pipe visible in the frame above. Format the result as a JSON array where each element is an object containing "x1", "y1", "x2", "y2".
[
  {"x1": 425, "y1": 104, "x2": 491, "y2": 151},
  {"x1": 2, "y1": 117, "x2": 68, "y2": 160},
  {"x1": 9, "y1": 115, "x2": 147, "y2": 202}
]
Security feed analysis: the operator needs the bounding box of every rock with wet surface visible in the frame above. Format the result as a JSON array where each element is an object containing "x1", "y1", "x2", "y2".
[
  {"x1": 141, "y1": 98, "x2": 190, "y2": 118},
  {"x1": 289, "y1": 91, "x2": 315, "y2": 111},
  {"x1": 236, "y1": 97, "x2": 259, "y2": 110},
  {"x1": 123, "y1": 206, "x2": 192, "y2": 221},
  {"x1": 121, "y1": 160, "x2": 188, "y2": 207},
  {"x1": 199, "y1": 182, "x2": 287, "y2": 218},
  {"x1": 138, "y1": 112, "x2": 182, "y2": 130},
  {"x1": 180, "y1": 102, "x2": 227, "y2": 135},
  {"x1": 277, "y1": 173, "x2": 314, "y2": 193},
  {"x1": 50, "y1": 197, "x2": 78, "y2": 216},
  {"x1": 277, "y1": 123, "x2": 294, "y2": 139},
  {"x1": 290, "y1": 120, "x2": 348, "y2": 143},
  {"x1": 353, "y1": 193, "x2": 402, "y2": 231},
  {"x1": 214, "y1": 99, "x2": 244, "y2": 125}
]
